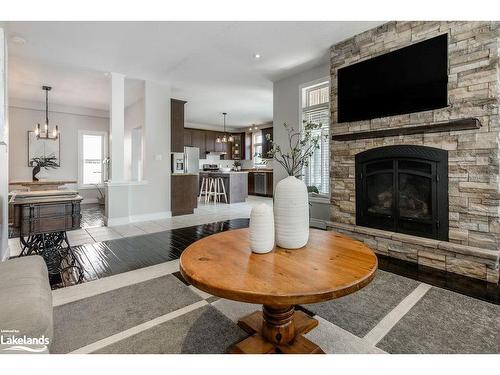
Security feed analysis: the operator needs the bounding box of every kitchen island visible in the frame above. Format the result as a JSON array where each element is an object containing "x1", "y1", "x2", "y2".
[{"x1": 199, "y1": 171, "x2": 248, "y2": 204}]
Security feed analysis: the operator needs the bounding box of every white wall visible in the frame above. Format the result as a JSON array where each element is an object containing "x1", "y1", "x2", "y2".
[
  {"x1": 124, "y1": 98, "x2": 144, "y2": 181},
  {"x1": 8, "y1": 104, "x2": 109, "y2": 202},
  {"x1": 128, "y1": 81, "x2": 171, "y2": 219},
  {"x1": 0, "y1": 28, "x2": 9, "y2": 261},
  {"x1": 272, "y1": 63, "x2": 330, "y2": 187}
]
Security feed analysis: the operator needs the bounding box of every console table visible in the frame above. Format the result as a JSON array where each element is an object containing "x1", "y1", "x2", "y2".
[
  {"x1": 9, "y1": 180, "x2": 77, "y2": 191},
  {"x1": 10, "y1": 190, "x2": 84, "y2": 286},
  {"x1": 180, "y1": 228, "x2": 378, "y2": 354}
]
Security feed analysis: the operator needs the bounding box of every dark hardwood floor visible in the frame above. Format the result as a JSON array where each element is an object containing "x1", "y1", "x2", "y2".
[
  {"x1": 80, "y1": 203, "x2": 106, "y2": 228},
  {"x1": 30, "y1": 216, "x2": 499, "y2": 304},
  {"x1": 67, "y1": 218, "x2": 250, "y2": 286}
]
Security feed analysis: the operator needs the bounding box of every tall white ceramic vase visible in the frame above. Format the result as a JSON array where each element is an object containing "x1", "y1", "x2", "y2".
[
  {"x1": 249, "y1": 204, "x2": 275, "y2": 254},
  {"x1": 274, "y1": 176, "x2": 309, "y2": 249}
]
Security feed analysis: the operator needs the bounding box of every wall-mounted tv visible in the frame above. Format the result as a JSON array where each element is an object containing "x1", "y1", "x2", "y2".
[{"x1": 337, "y1": 33, "x2": 448, "y2": 123}]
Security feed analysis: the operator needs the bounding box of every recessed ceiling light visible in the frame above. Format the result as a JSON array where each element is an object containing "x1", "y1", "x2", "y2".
[
  {"x1": 253, "y1": 53, "x2": 261, "y2": 59},
  {"x1": 10, "y1": 35, "x2": 26, "y2": 46}
]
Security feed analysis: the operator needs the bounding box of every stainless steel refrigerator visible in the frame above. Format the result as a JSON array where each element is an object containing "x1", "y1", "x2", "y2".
[{"x1": 183, "y1": 146, "x2": 200, "y2": 174}]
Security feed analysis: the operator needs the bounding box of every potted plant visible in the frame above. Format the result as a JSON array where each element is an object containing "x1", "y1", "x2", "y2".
[
  {"x1": 265, "y1": 121, "x2": 326, "y2": 249},
  {"x1": 94, "y1": 184, "x2": 106, "y2": 206},
  {"x1": 307, "y1": 185, "x2": 320, "y2": 195},
  {"x1": 30, "y1": 155, "x2": 59, "y2": 181},
  {"x1": 233, "y1": 160, "x2": 242, "y2": 171}
]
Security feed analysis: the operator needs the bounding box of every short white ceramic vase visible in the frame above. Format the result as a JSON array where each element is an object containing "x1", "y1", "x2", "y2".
[
  {"x1": 274, "y1": 176, "x2": 309, "y2": 249},
  {"x1": 249, "y1": 203, "x2": 275, "y2": 254}
]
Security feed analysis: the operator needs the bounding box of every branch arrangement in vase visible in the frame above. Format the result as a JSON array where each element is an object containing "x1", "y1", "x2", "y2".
[
  {"x1": 31, "y1": 155, "x2": 59, "y2": 169},
  {"x1": 265, "y1": 121, "x2": 327, "y2": 177},
  {"x1": 31, "y1": 155, "x2": 59, "y2": 181}
]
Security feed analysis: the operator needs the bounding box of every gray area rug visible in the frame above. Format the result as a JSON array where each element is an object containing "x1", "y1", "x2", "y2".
[
  {"x1": 95, "y1": 305, "x2": 248, "y2": 354},
  {"x1": 52, "y1": 275, "x2": 202, "y2": 353},
  {"x1": 306, "y1": 270, "x2": 420, "y2": 337},
  {"x1": 377, "y1": 287, "x2": 500, "y2": 354},
  {"x1": 50, "y1": 267, "x2": 499, "y2": 354}
]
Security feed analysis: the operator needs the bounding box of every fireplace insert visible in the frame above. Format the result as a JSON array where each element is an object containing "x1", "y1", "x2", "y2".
[{"x1": 355, "y1": 145, "x2": 448, "y2": 240}]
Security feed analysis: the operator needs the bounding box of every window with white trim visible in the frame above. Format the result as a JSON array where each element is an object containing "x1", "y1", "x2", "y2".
[
  {"x1": 252, "y1": 131, "x2": 265, "y2": 166},
  {"x1": 78, "y1": 131, "x2": 107, "y2": 187},
  {"x1": 301, "y1": 82, "x2": 330, "y2": 195}
]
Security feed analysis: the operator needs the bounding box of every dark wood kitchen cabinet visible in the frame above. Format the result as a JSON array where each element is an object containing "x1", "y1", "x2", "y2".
[
  {"x1": 213, "y1": 133, "x2": 232, "y2": 155},
  {"x1": 184, "y1": 128, "x2": 250, "y2": 160},
  {"x1": 239, "y1": 132, "x2": 246, "y2": 160},
  {"x1": 261, "y1": 127, "x2": 273, "y2": 159},
  {"x1": 231, "y1": 133, "x2": 245, "y2": 160},
  {"x1": 248, "y1": 171, "x2": 255, "y2": 195},
  {"x1": 171, "y1": 99, "x2": 187, "y2": 153},
  {"x1": 184, "y1": 128, "x2": 193, "y2": 147},
  {"x1": 171, "y1": 174, "x2": 198, "y2": 216},
  {"x1": 214, "y1": 133, "x2": 225, "y2": 153},
  {"x1": 191, "y1": 129, "x2": 206, "y2": 158},
  {"x1": 266, "y1": 172, "x2": 274, "y2": 196},
  {"x1": 205, "y1": 131, "x2": 216, "y2": 154},
  {"x1": 224, "y1": 140, "x2": 232, "y2": 156}
]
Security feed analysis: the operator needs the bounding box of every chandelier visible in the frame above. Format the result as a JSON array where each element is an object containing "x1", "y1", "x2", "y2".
[
  {"x1": 216, "y1": 112, "x2": 234, "y2": 143},
  {"x1": 34, "y1": 86, "x2": 59, "y2": 140}
]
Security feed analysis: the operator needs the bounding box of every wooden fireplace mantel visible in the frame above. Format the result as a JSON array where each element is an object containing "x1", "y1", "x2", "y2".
[{"x1": 331, "y1": 118, "x2": 481, "y2": 142}]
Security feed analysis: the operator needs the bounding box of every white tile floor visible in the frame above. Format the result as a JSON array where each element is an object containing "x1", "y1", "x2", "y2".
[{"x1": 9, "y1": 196, "x2": 272, "y2": 257}]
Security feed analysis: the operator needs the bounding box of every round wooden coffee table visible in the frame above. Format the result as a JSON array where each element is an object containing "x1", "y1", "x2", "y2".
[{"x1": 180, "y1": 228, "x2": 377, "y2": 354}]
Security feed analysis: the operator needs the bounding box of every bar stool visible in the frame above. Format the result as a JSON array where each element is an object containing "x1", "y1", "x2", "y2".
[
  {"x1": 198, "y1": 176, "x2": 210, "y2": 203},
  {"x1": 212, "y1": 177, "x2": 228, "y2": 204},
  {"x1": 206, "y1": 177, "x2": 216, "y2": 204}
]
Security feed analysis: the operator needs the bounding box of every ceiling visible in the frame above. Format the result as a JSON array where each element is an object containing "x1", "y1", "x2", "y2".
[{"x1": 3, "y1": 21, "x2": 383, "y2": 128}]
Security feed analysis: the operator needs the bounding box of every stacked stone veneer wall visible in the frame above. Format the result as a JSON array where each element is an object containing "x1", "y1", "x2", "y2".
[{"x1": 328, "y1": 21, "x2": 500, "y2": 283}]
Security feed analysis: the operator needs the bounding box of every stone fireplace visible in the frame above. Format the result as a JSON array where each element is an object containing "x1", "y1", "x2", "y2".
[{"x1": 327, "y1": 21, "x2": 500, "y2": 284}]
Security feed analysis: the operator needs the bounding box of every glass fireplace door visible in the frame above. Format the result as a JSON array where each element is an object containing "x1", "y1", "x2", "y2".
[
  {"x1": 396, "y1": 160, "x2": 435, "y2": 238},
  {"x1": 355, "y1": 145, "x2": 448, "y2": 241}
]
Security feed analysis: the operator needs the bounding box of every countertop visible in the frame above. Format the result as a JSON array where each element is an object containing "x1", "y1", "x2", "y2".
[
  {"x1": 9, "y1": 180, "x2": 77, "y2": 185},
  {"x1": 199, "y1": 171, "x2": 248, "y2": 175},
  {"x1": 242, "y1": 169, "x2": 273, "y2": 173},
  {"x1": 172, "y1": 173, "x2": 199, "y2": 176}
]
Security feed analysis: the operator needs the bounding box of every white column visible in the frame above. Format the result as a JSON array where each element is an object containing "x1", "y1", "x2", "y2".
[
  {"x1": 105, "y1": 72, "x2": 129, "y2": 226},
  {"x1": 109, "y1": 72, "x2": 125, "y2": 182}
]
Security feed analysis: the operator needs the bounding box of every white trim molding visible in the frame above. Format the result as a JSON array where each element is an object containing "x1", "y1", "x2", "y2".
[
  {"x1": 78, "y1": 129, "x2": 109, "y2": 189},
  {"x1": 105, "y1": 180, "x2": 148, "y2": 187}
]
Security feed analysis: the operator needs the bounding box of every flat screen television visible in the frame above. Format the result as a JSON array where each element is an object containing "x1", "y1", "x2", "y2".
[{"x1": 337, "y1": 33, "x2": 448, "y2": 123}]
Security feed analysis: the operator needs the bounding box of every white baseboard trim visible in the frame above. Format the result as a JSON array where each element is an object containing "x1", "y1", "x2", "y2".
[
  {"x1": 105, "y1": 211, "x2": 172, "y2": 227},
  {"x1": 310, "y1": 218, "x2": 327, "y2": 230},
  {"x1": 105, "y1": 216, "x2": 130, "y2": 227},
  {"x1": 81, "y1": 198, "x2": 98, "y2": 205}
]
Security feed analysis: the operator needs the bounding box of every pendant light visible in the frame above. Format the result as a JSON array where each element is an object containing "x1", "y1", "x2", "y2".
[
  {"x1": 227, "y1": 113, "x2": 234, "y2": 142},
  {"x1": 34, "y1": 86, "x2": 59, "y2": 140},
  {"x1": 216, "y1": 112, "x2": 233, "y2": 143}
]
